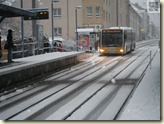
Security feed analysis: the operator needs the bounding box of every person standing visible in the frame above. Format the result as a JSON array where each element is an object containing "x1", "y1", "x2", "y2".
[
  {"x1": 58, "y1": 43, "x2": 62, "y2": 52},
  {"x1": 54, "y1": 41, "x2": 58, "y2": 52},
  {"x1": 7, "y1": 29, "x2": 14, "y2": 63},
  {"x1": 0, "y1": 36, "x2": 2, "y2": 61}
]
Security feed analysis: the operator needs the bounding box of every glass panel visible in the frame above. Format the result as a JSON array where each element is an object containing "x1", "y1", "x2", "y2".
[
  {"x1": 96, "y1": 7, "x2": 100, "y2": 16},
  {"x1": 102, "y1": 32, "x2": 123, "y2": 47},
  {"x1": 87, "y1": 7, "x2": 92, "y2": 16},
  {"x1": 54, "y1": 8, "x2": 61, "y2": 17}
]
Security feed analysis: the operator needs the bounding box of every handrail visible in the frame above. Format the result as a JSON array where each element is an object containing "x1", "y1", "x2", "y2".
[{"x1": 1, "y1": 41, "x2": 93, "y2": 61}]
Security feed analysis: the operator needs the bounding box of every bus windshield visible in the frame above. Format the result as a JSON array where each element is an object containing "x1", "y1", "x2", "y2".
[{"x1": 102, "y1": 32, "x2": 123, "y2": 47}]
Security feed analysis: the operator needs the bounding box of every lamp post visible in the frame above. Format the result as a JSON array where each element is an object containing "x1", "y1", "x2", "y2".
[
  {"x1": 75, "y1": 6, "x2": 82, "y2": 51},
  {"x1": 51, "y1": 0, "x2": 59, "y2": 51},
  {"x1": 116, "y1": 0, "x2": 118, "y2": 26}
]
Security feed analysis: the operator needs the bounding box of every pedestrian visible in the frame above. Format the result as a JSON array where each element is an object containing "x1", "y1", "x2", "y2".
[
  {"x1": 43, "y1": 41, "x2": 50, "y2": 53},
  {"x1": 7, "y1": 29, "x2": 14, "y2": 63},
  {"x1": 89, "y1": 45, "x2": 92, "y2": 53},
  {"x1": 0, "y1": 36, "x2": 2, "y2": 61},
  {"x1": 58, "y1": 43, "x2": 62, "y2": 52},
  {"x1": 54, "y1": 41, "x2": 58, "y2": 52}
]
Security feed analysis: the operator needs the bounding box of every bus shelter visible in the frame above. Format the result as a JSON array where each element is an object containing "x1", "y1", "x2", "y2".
[
  {"x1": 0, "y1": 4, "x2": 36, "y2": 60},
  {"x1": 77, "y1": 28, "x2": 101, "y2": 52}
]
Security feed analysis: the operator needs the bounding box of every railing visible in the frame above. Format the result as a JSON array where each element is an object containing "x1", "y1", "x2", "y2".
[
  {"x1": 2, "y1": 42, "x2": 37, "y2": 59},
  {"x1": 1, "y1": 41, "x2": 92, "y2": 61},
  {"x1": 1, "y1": 36, "x2": 96, "y2": 61}
]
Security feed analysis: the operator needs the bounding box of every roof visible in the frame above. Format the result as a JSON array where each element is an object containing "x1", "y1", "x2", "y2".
[
  {"x1": 0, "y1": 4, "x2": 36, "y2": 22},
  {"x1": 77, "y1": 28, "x2": 94, "y2": 33},
  {"x1": 130, "y1": 3, "x2": 146, "y2": 11},
  {"x1": 109, "y1": 27, "x2": 133, "y2": 30},
  {"x1": 0, "y1": 4, "x2": 36, "y2": 17}
]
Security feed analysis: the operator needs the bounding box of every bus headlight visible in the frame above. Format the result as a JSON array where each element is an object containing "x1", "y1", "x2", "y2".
[
  {"x1": 120, "y1": 49, "x2": 124, "y2": 53},
  {"x1": 100, "y1": 49, "x2": 105, "y2": 53}
]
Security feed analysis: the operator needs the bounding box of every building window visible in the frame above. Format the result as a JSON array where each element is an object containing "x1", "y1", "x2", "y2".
[
  {"x1": 87, "y1": 7, "x2": 92, "y2": 16},
  {"x1": 96, "y1": 7, "x2": 101, "y2": 17},
  {"x1": 53, "y1": 8, "x2": 61, "y2": 17},
  {"x1": 54, "y1": 28, "x2": 62, "y2": 36},
  {"x1": 103, "y1": 9, "x2": 105, "y2": 19},
  {"x1": 109, "y1": 13, "x2": 110, "y2": 23}
]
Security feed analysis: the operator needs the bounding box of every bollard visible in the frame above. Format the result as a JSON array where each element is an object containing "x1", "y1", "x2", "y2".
[{"x1": 150, "y1": 51, "x2": 152, "y2": 69}]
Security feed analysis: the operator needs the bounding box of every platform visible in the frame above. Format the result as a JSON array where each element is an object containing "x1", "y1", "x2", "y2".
[{"x1": 0, "y1": 52, "x2": 91, "y2": 91}]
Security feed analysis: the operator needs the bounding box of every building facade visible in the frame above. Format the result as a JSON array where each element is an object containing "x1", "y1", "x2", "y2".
[
  {"x1": 138, "y1": 11, "x2": 149, "y2": 40},
  {"x1": 1, "y1": 0, "x2": 152, "y2": 42},
  {"x1": 38, "y1": 0, "x2": 132, "y2": 41},
  {"x1": 38, "y1": 0, "x2": 82, "y2": 41},
  {"x1": 129, "y1": 4, "x2": 142, "y2": 41},
  {"x1": 82, "y1": 0, "x2": 103, "y2": 28},
  {"x1": 130, "y1": 3, "x2": 150, "y2": 40},
  {"x1": 103, "y1": 0, "x2": 129, "y2": 28},
  {"x1": 51, "y1": 0, "x2": 141, "y2": 41},
  {"x1": 148, "y1": 22, "x2": 156, "y2": 38}
]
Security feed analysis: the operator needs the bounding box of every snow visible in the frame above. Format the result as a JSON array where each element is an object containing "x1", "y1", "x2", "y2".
[
  {"x1": 117, "y1": 50, "x2": 160, "y2": 120},
  {"x1": 0, "y1": 44, "x2": 161, "y2": 121},
  {"x1": 111, "y1": 78, "x2": 116, "y2": 84},
  {"x1": 0, "y1": 52, "x2": 83, "y2": 75}
]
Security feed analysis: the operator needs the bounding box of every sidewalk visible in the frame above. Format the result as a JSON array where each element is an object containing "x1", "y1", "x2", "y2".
[{"x1": 117, "y1": 50, "x2": 161, "y2": 120}]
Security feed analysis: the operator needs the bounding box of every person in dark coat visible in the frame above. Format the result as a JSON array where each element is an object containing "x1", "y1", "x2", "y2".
[
  {"x1": 7, "y1": 29, "x2": 14, "y2": 63},
  {"x1": 54, "y1": 41, "x2": 58, "y2": 52},
  {"x1": 0, "y1": 36, "x2": 2, "y2": 61}
]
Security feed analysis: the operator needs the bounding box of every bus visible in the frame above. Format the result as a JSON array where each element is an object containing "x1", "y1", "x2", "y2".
[{"x1": 100, "y1": 27, "x2": 136, "y2": 55}]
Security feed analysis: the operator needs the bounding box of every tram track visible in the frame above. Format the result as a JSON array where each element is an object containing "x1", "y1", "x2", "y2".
[
  {"x1": 0, "y1": 56, "x2": 105, "y2": 101},
  {"x1": 45, "y1": 49, "x2": 157, "y2": 120},
  {"x1": 9, "y1": 49, "x2": 157, "y2": 120},
  {"x1": 65, "y1": 49, "x2": 158, "y2": 120},
  {"x1": 0, "y1": 56, "x2": 122, "y2": 120},
  {"x1": 0, "y1": 40, "x2": 159, "y2": 120}
]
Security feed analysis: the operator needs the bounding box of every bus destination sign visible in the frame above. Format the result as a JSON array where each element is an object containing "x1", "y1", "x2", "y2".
[{"x1": 102, "y1": 30, "x2": 122, "y2": 33}]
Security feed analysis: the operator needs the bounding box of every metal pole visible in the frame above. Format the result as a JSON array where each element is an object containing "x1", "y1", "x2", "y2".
[
  {"x1": 150, "y1": 50, "x2": 152, "y2": 69},
  {"x1": 32, "y1": 0, "x2": 36, "y2": 37},
  {"x1": 21, "y1": 0, "x2": 24, "y2": 57},
  {"x1": 51, "y1": 0, "x2": 54, "y2": 52},
  {"x1": 116, "y1": 0, "x2": 118, "y2": 26},
  {"x1": 75, "y1": 8, "x2": 78, "y2": 51},
  {"x1": 67, "y1": 0, "x2": 69, "y2": 41}
]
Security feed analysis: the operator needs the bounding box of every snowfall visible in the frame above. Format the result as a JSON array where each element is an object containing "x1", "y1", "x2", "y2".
[
  {"x1": 0, "y1": 49, "x2": 161, "y2": 123},
  {"x1": 117, "y1": 49, "x2": 161, "y2": 120}
]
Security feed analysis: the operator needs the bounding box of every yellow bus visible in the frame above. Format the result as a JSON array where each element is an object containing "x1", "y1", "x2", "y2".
[{"x1": 100, "y1": 27, "x2": 136, "y2": 55}]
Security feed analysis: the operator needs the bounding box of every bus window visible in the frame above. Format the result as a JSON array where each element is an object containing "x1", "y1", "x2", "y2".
[{"x1": 102, "y1": 32, "x2": 123, "y2": 47}]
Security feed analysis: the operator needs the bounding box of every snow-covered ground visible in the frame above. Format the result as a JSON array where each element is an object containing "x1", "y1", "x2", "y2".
[
  {"x1": 0, "y1": 46, "x2": 161, "y2": 122},
  {"x1": 117, "y1": 50, "x2": 160, "y2": 120}
]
